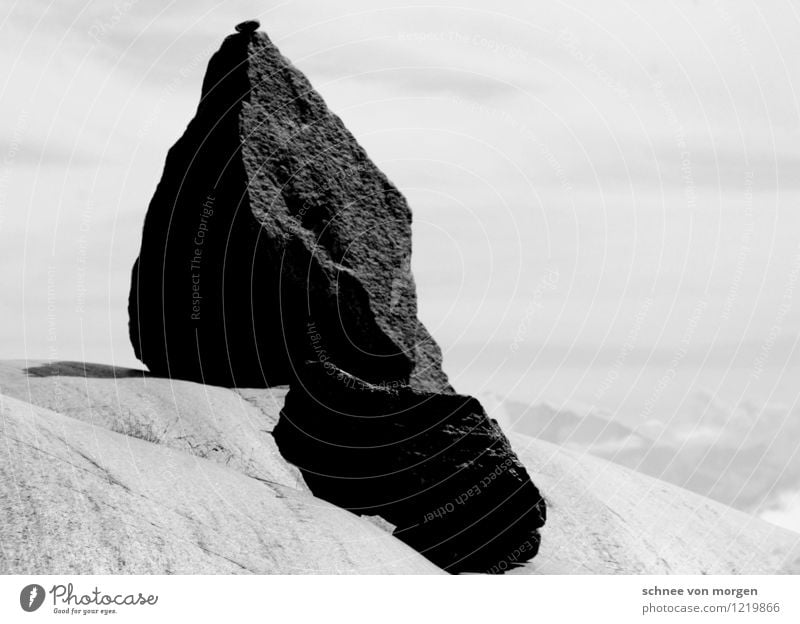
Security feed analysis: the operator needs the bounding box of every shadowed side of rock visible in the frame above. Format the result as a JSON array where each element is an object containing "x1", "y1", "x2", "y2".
[
  {"x1": 273, "y1": 362, "x2": 547, "y2": 573},
  {"x1": 129, "y1": 28, "x2": 449, "y2": 392}
]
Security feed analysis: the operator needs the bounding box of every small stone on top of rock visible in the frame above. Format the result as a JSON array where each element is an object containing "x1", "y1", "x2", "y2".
[{"x1": 235, "y1": 20, "x2": 260, "y2": 34}]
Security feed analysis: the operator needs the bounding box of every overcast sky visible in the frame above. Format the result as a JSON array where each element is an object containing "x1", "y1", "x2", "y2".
[{"x1": 2, "y1": 0, "x2": 800, "y2": 408}]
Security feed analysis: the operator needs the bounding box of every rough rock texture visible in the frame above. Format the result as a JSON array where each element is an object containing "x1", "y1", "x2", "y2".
[
  {"x1": 273, "y1": 362, "x2": 547, "y2": 574},
  {"x1": 2, "y1": 360, "x2": 799, "y2": 574},
  {"x1": 128, "y1": 27, "x2": 449, "y2": 392}
]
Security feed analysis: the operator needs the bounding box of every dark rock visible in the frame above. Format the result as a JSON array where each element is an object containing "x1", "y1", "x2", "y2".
[
  {"x1": 129, "y1": 29, "x2": 450, "y2": 392},
  {"x1": 273, "y1": 362, "x2": 547, "y2": 574},
  {"x1": 130, "y1": 27, "x2": 545, "y2": 574},
  {"x1": 234, "y1": 20, "x2": 260, "y2": 33}
]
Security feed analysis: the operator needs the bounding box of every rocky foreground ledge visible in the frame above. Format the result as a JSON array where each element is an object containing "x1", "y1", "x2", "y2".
[{"x1": 2, "y1": 360, "x2": 799, "y2": 575}]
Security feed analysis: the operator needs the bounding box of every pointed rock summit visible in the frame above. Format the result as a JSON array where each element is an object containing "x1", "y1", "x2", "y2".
[{"x1": 129, "y1": 24, "x2": 450, "y2": 391}]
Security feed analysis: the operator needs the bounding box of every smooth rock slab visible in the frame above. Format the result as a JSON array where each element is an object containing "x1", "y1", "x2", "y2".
[
  {"x1": 2, "y1": 360, "x2": 797, "y2": 574},
  {"x1": 128, "y1": 25, "x2": 449, "y2": 392},
  {"x1": 509, "y1": 433, "x2": 800, "y2": 574},
  {"x1": 0, "y1": 392, "x2": 441, "y2": 574},
  {"x1": 0, "y1": 360, "x2": 302, "y2": 490},
  {"x1": 273, "y1": 362, "x2": 546, "y2": 574}
]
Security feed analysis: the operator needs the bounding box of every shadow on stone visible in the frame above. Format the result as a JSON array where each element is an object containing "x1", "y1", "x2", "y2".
[
  {"x1": 273, "y1": 362, "x2": 547, "y2": 574},
  {"x1": 24, "y1": 361, "x2": 147, "y2": 379}
]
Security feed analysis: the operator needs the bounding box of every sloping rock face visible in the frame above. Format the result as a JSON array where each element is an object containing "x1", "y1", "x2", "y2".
[
  {"x1": 0, "y1": 360, "x2": 303, "y2": 490},
  {"x1": 273, "y1": 362, "x2": 547, "y2": 573},
  {"x1": 0, "y1": 386, "x2": 440, "y2": 574},
  {"x1": 2, "y1": 361, "x2": 799, "y2": 574},
  {"x1": 507, "y1": 433, "x2": 800, "y2": 574},
  {"x1": 128, "y1": 27, "x2": 449, "y2": 392}
]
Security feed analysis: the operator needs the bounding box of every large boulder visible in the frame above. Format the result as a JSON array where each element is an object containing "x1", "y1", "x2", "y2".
[
  {"x1": 273, "y1": 362, "x2": 547, "y2": 574},
  {"x1": 128, "y1": 25, "x2": 449, "y2": 392}
]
